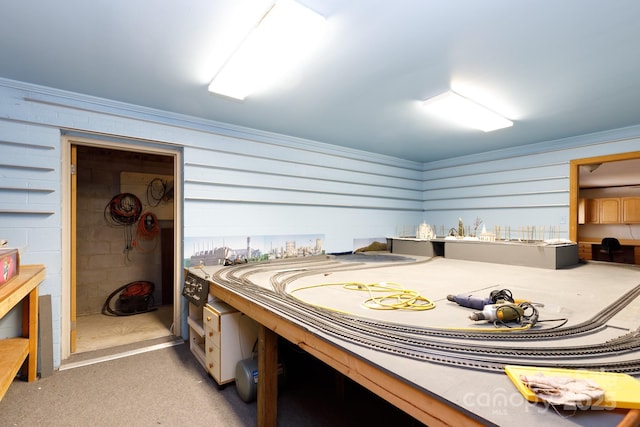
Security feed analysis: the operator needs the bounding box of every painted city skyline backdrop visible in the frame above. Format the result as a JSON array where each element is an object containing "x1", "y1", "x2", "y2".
[{"x1": 184, "y1": 234, "x2": 325, "y2": 267}]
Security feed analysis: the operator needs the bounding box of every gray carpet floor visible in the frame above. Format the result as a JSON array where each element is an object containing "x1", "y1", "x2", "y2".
[{"x1": 0, "y1": 338, "x2": 423, "y2": 427}]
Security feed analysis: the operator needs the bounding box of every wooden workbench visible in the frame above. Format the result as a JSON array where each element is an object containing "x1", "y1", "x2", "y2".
[
  {"x1": 201, "y1": 259, "x2": 640, "y2": 427},
  {"x1": 207, "y1": 279, "x2": 484, "y2": 427},
  {"x1": 0, "y1": 264, "x2": 45, "y2": 401}
]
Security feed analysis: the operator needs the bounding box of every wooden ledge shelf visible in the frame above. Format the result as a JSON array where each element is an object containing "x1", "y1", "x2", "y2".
[
  {"x1": 0, "y1": 338, "x2": 30, "y2": 398},
  {"x1": 0, "y1": 264, "x2": 45, "y2": 401}
]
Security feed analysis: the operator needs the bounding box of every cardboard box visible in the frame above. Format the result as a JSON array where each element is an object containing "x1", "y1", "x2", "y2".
[{"x1": 0, "y1": 248, "x2": 20, "y2": 286}]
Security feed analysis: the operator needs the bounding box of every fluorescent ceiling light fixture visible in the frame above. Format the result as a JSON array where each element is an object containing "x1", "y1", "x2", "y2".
[
  {"x1": 422, "y1": 90, "x2": 513, "y2": 132},
  {"x1": 208, "y1": 0, "x2": 326, "y2": 100}
]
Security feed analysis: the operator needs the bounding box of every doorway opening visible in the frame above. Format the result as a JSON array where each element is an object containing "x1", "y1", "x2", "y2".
[
  {"x1": 62, "y1": 136, "x2": 182, "y2": 359},
  {"x1": 570, "y1": 151, "x2": 640, "y2": 264}
]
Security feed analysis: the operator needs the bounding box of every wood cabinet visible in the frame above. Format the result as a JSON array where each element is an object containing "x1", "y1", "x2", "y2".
[
  {"x1": 0, "y1": 265, "x2": 45, "y2": 401},
  {"x1": 578, "y1": 242, "x2": 592, "y2": 260},
  {"x1": 583, "y1": 199, "x2": 600, "y2": 224},
  {"x1": 580, "y1": 197, "x2": 640, "y2": 224},
  {"x1": 204, "y1": 300, "x2": 258, "y2": 385},
  {"x1": 599, "y1": 198, "x2": 620, "y2": 223},
  {"x1": 622, "y1": 197, "x2": 640, "y2": 223}
]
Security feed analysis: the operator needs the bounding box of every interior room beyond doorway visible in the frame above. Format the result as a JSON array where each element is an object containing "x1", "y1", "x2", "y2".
[
  {"x1": 74, "y1": 145, "x2": 176, "y2": 354},
  {"x1": 572, "y1": 151, "x2": 640, "y2": 265},
  {"x1": 75, "y1": 306, "x2": 174, "y2": 353}
]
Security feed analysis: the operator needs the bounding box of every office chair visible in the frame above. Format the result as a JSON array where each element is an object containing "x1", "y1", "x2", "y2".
[{"x1": 600, "y1": 237, "x2": 622, "y2": 262}]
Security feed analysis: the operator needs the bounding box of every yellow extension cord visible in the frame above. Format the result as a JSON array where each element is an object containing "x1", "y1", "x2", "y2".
[{"x1": 288, "y1": 281, "x2": 436, "y2": 311}]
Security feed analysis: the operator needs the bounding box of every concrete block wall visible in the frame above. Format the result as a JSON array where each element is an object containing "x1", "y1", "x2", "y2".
[{"x1": 76, "y1": 146, "x2": 173, "y2": 315}]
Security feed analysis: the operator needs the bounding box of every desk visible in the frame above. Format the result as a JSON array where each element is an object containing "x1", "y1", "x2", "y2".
[
  {"x1": 0, "y1": 264, "x2": 45, "y2": 400},
  {"x1": 591, "y1": 244, "x2": 635, "y2": 263},
  {"x1": 579, "y1": 239, "x2": 640, "y2": 264}
]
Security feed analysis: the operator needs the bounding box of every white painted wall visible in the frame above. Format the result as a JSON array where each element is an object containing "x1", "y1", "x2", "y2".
[
  {"x1": 182, "y1": 139, "x2": 424, "y2": 249},
  {"x1": 422, "y1": 127, "x2": 640, "y2": 239},
  {"x1": 0, "y1": 79, "x2": 422, "y2": 368}
]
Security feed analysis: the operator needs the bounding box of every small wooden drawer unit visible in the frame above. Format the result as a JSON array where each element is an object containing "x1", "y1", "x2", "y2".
[
  {"x1": 578, "y1": 242, "x2": 592, "y2": 260},
  {"x1": 204, "y1": 300, "x2": 258, "y2": 386}
]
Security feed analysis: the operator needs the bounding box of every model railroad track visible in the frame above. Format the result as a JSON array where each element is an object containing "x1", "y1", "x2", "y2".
[
  {"x1": 209, "y1": 256, "x2": 640, "y2": 374},
  {"x1": 270, "y1": 257, "x2": 640, "y2": 340}
]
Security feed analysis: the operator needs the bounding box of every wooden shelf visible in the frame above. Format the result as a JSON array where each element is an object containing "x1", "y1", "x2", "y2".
[
  {"x1": 187, "y1": 302, "x2": 206, "y2": 369},
  {"x1": 0, "y1": 264, "x2": 45, "y2": 401},
  {"x1": 187, "y1": 315, "x2": 205, "y2": 337},
  {"x1": 0, "y1": 338, "x2": 29, "y2": 398}
]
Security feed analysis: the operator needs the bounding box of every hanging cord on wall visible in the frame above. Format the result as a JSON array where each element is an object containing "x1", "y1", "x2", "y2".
[
  {"x1": 146, "y1": 178, "x2": 173, "y2": 207},
  {"x1": 104, "y1": 193, "x2": 142, "y2": 260},
  {"x1": 289, "y1": 281, "x2": 436, "y2": 312},
  {"x1": 132, "y1": 211, "x2": 160, "y2": 252}
]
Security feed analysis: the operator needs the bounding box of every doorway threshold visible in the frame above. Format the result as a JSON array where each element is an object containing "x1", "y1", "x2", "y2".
[{"x1": 60, "y1": 336, "x2": 184, "y2": 371}]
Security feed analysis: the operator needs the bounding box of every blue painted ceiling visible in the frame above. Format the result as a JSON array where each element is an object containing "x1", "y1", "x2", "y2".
[{"x1": 1, "y1": 0, "x2": 640, "y2": 163}]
